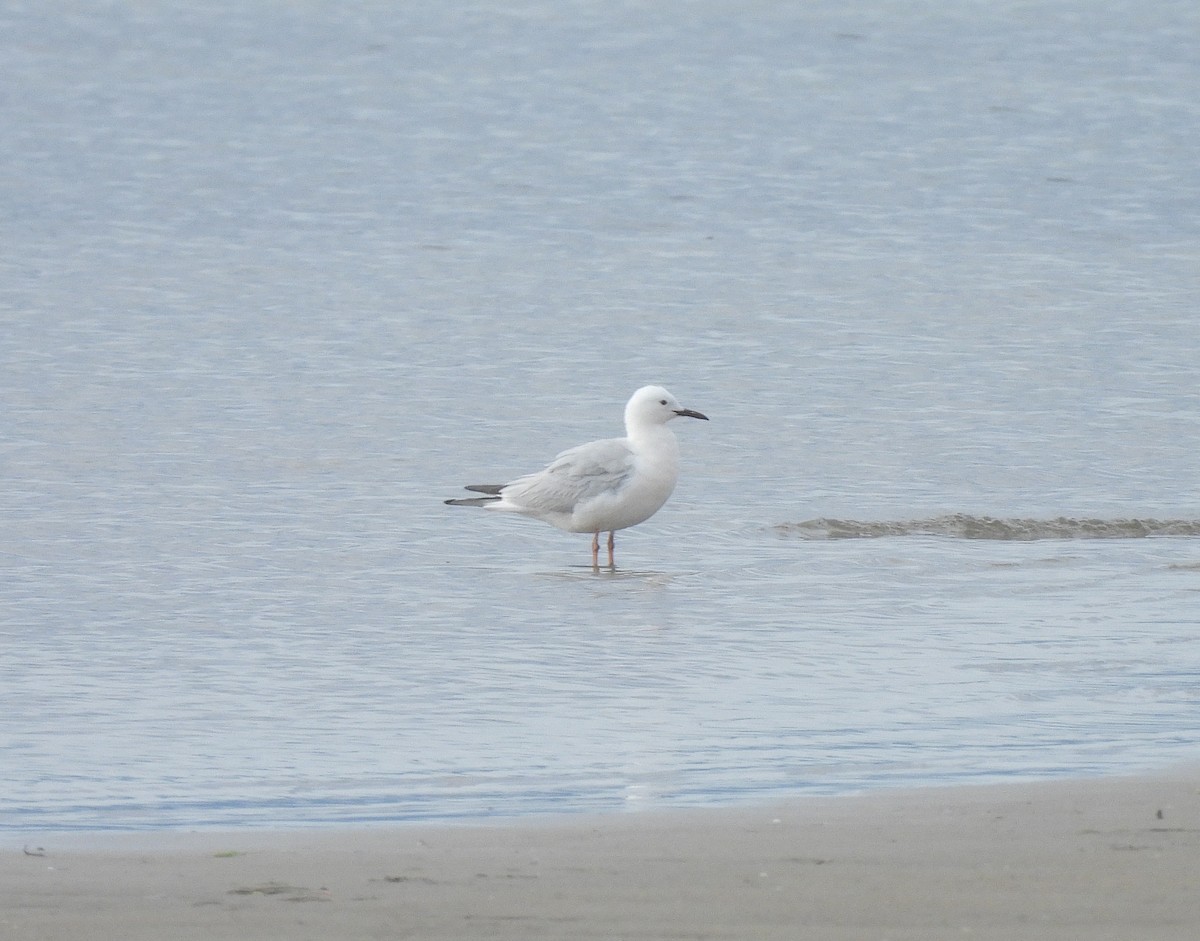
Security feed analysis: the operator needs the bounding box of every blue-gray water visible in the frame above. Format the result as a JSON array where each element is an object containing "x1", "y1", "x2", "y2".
[{"x1": 3, "y1": 0, "x2": 1199, "y2": 833}]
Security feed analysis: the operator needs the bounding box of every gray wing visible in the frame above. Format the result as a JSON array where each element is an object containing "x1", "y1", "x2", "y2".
[{"x1": 501, "y1": 437, "x2": 635, "y2": 515}]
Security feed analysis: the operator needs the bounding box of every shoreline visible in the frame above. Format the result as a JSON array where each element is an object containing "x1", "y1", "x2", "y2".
[{"x1": 7, "y1": 769, "x2": 1199, "y2": 940}]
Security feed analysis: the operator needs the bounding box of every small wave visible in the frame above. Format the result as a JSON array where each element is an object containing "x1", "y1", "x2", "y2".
[{"x1": 777, "y1": 515, "x2": 1200, "y2": 541}]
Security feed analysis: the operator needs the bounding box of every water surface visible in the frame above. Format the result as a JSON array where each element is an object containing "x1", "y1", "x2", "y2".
[{"x1": 2, "y1": 0, "x2": 1199, "y2": 832}]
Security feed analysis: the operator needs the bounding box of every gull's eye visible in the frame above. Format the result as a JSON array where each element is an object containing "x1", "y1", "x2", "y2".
[{"x1": 659, "y1": 399, "x2": 668, "y2": 405}]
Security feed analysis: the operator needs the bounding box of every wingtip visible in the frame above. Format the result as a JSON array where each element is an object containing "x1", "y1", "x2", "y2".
[
  {"x1": 445, "y1": 496, "x2": 502, "y2": 507},
  {"x1": 464, "y1": 484, "x2": 505, "y2": 495}
]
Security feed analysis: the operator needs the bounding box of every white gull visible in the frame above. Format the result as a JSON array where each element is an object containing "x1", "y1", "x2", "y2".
[{"x1": 445, "y1": 385, "x2": 709, "y2": 566}]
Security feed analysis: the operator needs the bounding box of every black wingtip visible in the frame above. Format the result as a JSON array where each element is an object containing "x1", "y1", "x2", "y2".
[
  {"x1": 445, "y1": 496, "x2": 502, "y2": 507},
  {"x1": 464, "y1": 484, "x2": 505, "y2": 495}
]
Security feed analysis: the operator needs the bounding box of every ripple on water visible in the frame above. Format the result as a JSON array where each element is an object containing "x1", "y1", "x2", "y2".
[{"x1": 777, "y1": 516, "x2": 1200, "y2": 541}]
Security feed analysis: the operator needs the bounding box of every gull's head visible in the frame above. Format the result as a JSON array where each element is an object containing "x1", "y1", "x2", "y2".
[{"x1": 625, "y1": 385, "x2": 709, "y2": 430}]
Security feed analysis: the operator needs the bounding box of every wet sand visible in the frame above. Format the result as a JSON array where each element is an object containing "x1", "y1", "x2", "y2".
[{"x1": 6, "y1": 771, "x2": 1199, "y2": 940}]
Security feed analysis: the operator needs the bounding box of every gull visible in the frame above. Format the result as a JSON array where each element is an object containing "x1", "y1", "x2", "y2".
[{"x1": 445, "y1": 385, "x2": 709, "y2": 566}]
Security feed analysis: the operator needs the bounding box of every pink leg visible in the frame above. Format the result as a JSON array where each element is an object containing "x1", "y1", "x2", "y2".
[
  {"x1": 591, "y1": 532, "x2": 600, "y2": 567},
  {"x1": 607, "y1": 531, "x2": 615, "y2": 567}
]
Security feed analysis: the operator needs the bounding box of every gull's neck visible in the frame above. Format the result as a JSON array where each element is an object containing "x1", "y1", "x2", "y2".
[{"x1": 625, "y1": 417, "x2": 677, "y2": 451}]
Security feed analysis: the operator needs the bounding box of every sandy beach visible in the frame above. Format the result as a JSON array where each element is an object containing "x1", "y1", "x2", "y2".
[{"x1": 6, "y1": 771, "x2": 1198, "y2": 941}]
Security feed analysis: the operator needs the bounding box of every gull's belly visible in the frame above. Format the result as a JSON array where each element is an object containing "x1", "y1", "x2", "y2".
[{"x1": 567, "y1": 470, "x2": 677, "y2": 534}]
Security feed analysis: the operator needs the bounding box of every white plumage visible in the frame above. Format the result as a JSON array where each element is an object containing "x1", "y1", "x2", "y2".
[{"x1": 445, "y1": 385, "x2": 708, "y2": 566}]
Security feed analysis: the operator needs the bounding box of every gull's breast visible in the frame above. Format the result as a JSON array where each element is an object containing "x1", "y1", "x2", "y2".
[{"x1": 568, "y1": 450, "x2": 679, "y2": 534}]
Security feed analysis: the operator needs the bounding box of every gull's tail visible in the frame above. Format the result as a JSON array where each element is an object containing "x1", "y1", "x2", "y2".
[{"x1": 444, "y1": 483, "x2": 504, "y2": 507}]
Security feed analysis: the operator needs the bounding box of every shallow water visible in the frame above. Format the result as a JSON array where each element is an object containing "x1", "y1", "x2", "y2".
[{"x1": 3, "y1": 0, "x2": 1199, "y2": 832}]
